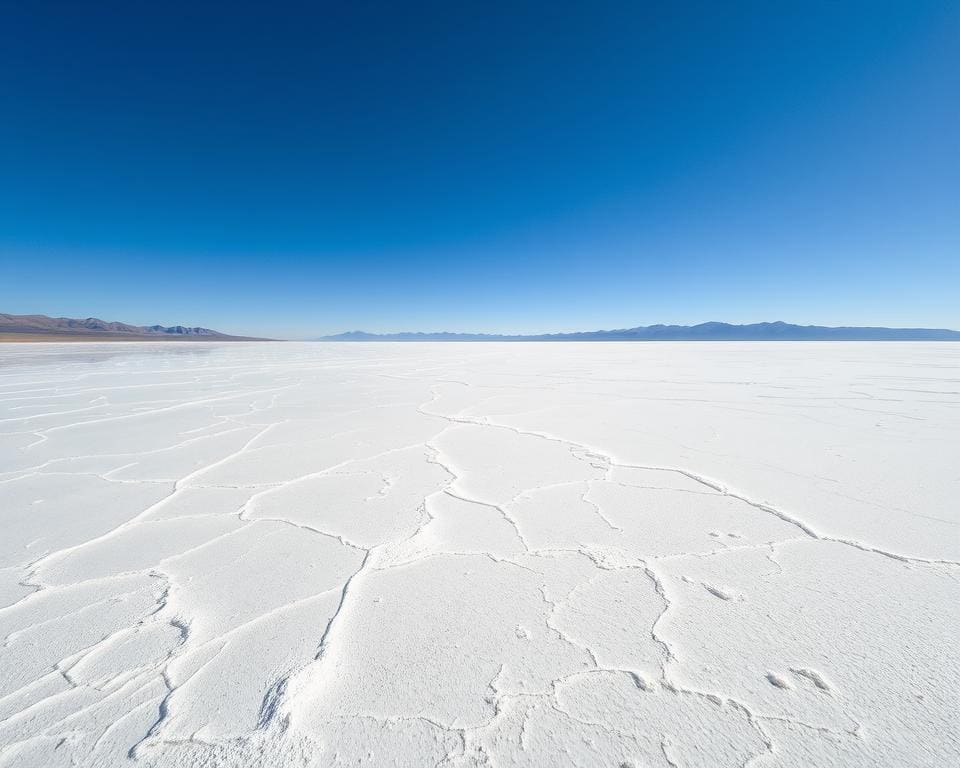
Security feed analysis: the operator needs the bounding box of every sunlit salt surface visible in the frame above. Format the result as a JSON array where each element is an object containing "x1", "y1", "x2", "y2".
[{"x1": 0, "y1": 341, "x2": 957, "y2": 767}]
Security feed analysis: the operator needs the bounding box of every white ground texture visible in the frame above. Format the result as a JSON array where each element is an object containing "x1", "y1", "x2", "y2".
[{"x1": 0, "y1": 341, "x2": 957, "y2": 767}]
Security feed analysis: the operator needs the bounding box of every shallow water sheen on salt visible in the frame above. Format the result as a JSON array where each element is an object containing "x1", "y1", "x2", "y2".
[{"x1": 0, "y1": 342, "x2": 957, "y2": 767}]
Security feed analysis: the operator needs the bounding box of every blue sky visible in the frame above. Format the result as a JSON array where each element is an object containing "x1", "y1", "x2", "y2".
[{"x1": 2, "y1": 1, "x2": 958, "y2": 338}]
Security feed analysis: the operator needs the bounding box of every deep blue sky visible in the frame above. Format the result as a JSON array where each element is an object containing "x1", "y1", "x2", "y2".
[{"x1": 2, "y1": 2, "x2": 958, "y2": 338}]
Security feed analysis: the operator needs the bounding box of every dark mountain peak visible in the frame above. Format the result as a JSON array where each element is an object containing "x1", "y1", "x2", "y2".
[{"x1": 144, "y1": 325, "x2": 221, "y2": 336}]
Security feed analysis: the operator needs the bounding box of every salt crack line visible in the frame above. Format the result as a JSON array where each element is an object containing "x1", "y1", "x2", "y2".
[{"x1": 419, "y1": 396, "x2": 959, "y2": 568}]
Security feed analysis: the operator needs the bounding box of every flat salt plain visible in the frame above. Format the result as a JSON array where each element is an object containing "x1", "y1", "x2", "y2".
[{"x1": 0, "y1": 341, "x2": 957, "y2": 767}]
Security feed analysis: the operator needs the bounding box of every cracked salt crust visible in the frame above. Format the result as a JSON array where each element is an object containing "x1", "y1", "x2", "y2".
[{"x1": 0, "y1": 341, "x2": 957, "y2": 767}]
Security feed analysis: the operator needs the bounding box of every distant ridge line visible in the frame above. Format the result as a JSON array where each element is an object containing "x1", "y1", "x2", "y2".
[
  {"x1": 318, "y1": 321, "x2": 960, "y2": 342},
  {"x1": 0, "y1": 312, "x2": 269, "y2": 341}
]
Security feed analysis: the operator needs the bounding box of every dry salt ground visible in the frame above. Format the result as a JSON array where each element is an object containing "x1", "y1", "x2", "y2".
[{"x1": 0, "y1": 341, "x2": 957, "y2": 767}]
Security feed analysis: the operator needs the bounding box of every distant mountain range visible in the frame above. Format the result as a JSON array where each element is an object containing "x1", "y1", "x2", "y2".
[
  {"x1": 0, "y1": 313, "x2": 267, "y2": 341},
  {"x1": 6, "y1": 315, "x2": 957, "y2": 343},
  {"x1": 320, "y1": 321, "x2": 960, "y2": 341}
]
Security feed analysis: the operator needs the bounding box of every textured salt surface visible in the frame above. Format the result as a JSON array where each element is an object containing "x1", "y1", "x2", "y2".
[{"x1": 0, "y1": 341, "x2": 957, "y2": 767}]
